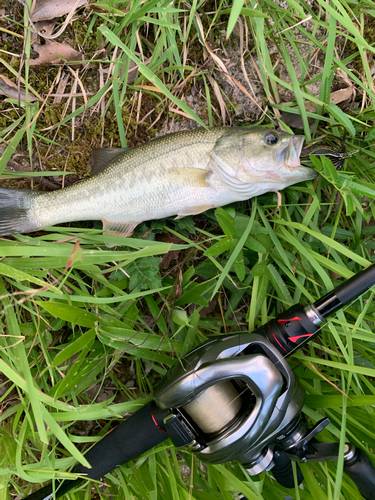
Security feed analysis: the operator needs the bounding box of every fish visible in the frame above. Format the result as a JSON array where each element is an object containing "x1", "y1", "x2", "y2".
[{"x1": 0, "y1": 127, "x2": 316, "y2": 239}]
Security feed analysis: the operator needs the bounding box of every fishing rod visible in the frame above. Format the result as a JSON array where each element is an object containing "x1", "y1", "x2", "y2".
[{"x1": 23, "y1": 262, "x2": 375, "y2": 500}]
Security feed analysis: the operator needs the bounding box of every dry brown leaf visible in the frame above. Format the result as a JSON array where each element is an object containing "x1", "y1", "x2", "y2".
[
  {"x1": 336, "y1": 67, "x2": 354, "y2": 87},
  {"x1": 206, "y1": 73, "x2": 227, "y2": 124},
  {"x1": 0, "y1": 74, "x2": 40, "y2": 102},
  {"x1": 281, "y1": 87, "x2": 355, "y2": 129},
  {"x1": 53, "y1": 71, "x2": 69, "y2": 103},
  {"x1": 127, "y1": 60, "x2": 140, "y2": 85},
  {"x1": 32, "y1": 20, "x2": 56, "y2": 39},
  {"x1": 156, "y1": 233, "x2": 184, "y2": 270},
  {"x1": 31, "y1": 0, "x2": 87, "y2": 22},
  {"x1": 189, "y1": 296, "x2": 218, "y2": 318},
  {"x1": 280, "y1": 114, "x2": 310, "y2": 129},
  {"x1": 330, "y1": 86, "x2": 356, "y2": 105},
  {"x1": 280, "y1": 102, "x2": 317, "y2": 129},
  {"x1": 29, "y1": 42, "x2": 82, "y2": 66},
  {"x1": 305, "y1": 101, "x2": 318, "y2": 113}
]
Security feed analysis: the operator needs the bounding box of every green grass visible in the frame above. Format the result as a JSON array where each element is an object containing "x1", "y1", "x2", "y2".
[{"x1": 1, "y1": 1, "x2": 375, "y2": 499}]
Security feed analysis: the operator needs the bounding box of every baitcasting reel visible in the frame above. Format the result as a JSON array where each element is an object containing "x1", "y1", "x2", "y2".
[
  {"x1": 154, "y1": 262, "x2": 375, "y2": 498},
  {"x1": 154, "y1": 333, "x2": 305, "y2": 474},
  {"x1": 24, "y1": 263, "x2": 375, "y2": 500},
  {"x1": 154, "y1": 331, "x2": 375, "y2": 495}
]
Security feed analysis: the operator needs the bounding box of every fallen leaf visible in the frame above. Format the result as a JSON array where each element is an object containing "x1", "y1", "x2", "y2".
[
  {"x1": 305, "y1": 102, "x2": 318, "y2": 113},
  {"x1": 32, "y1": 20, "x2": 56, "y2": 39},
  {"x1": 29, "y1": 42, "x2": 82, "y2": 66},
  {"x1": 0, "y1": 74, "x2": 40, "y2": 102},
  {"x1": 329, "y1": 270, "x2": 342, "y2": 280},
  {"x1": 330, "y1": 86, "x2": 356, "y2": 105},
  {"x1": 189, "y1": 296, "x2": 218, "y2": 318},
  {"x1": 121, "y1": 59, "x2": 141, "y2": 85},
  {"x1": 53, "y1": 71, "x2": 69, "y2": 103},
  {"x1": 280, "y1": 102, "x2": 317, "y2": 129},
  {"x1": 156, "y1": 233, "x2": 184, "y2": 270},
  {"x1": 336, "y1": 67, "x2": 354, "y2": 88},
  {"x1": 31, "y1": 0, "x2": 87, "y2": 22}
]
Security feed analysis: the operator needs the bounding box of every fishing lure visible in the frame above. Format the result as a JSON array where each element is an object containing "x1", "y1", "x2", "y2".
[{"x1": 300, "y1": 136, "x2": 347, "y2": 170}]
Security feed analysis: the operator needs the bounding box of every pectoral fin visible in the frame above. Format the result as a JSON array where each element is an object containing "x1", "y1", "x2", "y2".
[
  {"x1": 175, "y1": 205, "x2": 215, "y2": 219},
  {"x1": 169, "y1": 167, "x2": 211, "y2": 187},
  {"x1": 170, "y1": 169, "x2": 213, "y2": 219}
]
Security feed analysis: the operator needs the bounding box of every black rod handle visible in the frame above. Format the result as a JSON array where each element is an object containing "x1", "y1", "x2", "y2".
[
  {"x1": 313, "y1": 263, "x2": 375, "y2": 319},
  {"x1": 260, "y1": 263, "x2": 375, "y2": 355},
  {"x1": 271, "y1": 450, "x2": 304, "y2": 488},
  {"x1": 344, "y1": 448, "x2": 375, "y2": 500},
  {"x1": 23, "y1": 402, "x2": 168, "y2": 500}
]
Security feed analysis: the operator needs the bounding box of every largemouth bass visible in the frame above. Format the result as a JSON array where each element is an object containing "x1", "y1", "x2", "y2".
[{"x1": 0, "y1": 127, "x2": 316, "y2": 238}]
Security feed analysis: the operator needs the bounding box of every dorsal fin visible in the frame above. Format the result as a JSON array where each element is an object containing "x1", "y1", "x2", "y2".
[{"x1": 90, "y1": 148, "x2": 131, "y2": 175}]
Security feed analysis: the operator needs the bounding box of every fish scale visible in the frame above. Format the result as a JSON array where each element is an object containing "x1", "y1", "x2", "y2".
[
  {"x1": 0, "y1": 127, "x2": 316, "y2": 239},
  {"x1": 29, "y1": 128, "x2": 226, "y2": 228}
]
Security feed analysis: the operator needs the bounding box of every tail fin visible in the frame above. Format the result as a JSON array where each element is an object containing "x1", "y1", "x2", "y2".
[{"x1": 0, "y1": 188, "x2": 39, "y2": 237}]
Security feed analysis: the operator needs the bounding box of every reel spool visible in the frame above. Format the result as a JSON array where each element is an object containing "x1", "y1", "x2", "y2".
[{"x1": 182, "y1": 381, "x2": 242, "y2": 435}]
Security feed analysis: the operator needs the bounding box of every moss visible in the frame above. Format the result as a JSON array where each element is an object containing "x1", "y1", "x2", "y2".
[
  {"x1": 24, "y1": 90, "x2": 160, "y2": 180},
  {"x1": 0, "y1": 3, "x2": 236, "y2": 190},
  {"x1": 341, "y1": 14, "x2": 375, "y2": 73},
  {"x1": 0, "y1": 7, "x2": 161, "y2": 180}
]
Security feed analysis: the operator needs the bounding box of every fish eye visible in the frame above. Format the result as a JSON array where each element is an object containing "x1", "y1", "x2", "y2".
[{"x1": 265, "y1": 132, "x2": 279, "y2": 145}]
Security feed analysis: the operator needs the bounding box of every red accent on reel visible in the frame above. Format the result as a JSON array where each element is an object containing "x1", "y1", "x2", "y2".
[
  {"x1": 268, "y1": 324, "x2": 288, "y2": 353},
  {"x1": 288, "y1": 333, "x2": 314, "y2": 343},
  {"x1": 277, "y1": 317, "x2": 301, "y2": 325},
  {"x1": 150, "y1": 405, "x2": 167, "y2": 434}
]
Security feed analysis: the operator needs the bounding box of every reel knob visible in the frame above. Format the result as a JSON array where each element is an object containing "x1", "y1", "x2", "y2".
[{"x1": 245, "y1": 447, "x2": 274, "y2": 476}]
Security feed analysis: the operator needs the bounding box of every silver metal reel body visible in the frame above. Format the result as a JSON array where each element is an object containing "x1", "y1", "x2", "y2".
[{"x1": 154, "y1": 333, "x2": 305, "y2": 468}]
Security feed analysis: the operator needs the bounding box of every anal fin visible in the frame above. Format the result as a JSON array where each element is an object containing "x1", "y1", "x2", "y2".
[
  {"x1": 175, "y1": 204, "x2": 215, "y2": 219},
  {"x1": 102, "y1": 219, "x2": 139, "y2": 244}
]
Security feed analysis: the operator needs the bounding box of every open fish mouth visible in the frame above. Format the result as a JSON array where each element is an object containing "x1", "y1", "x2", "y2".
[
  {"x1": 272, "y1": 135, "x2": 317, "y2": 181},
  {"x1": 274, "y1": 135, "x2": 305, "y2": 169},
  {"x1": 286, "y1": 135, "x2": 305, "y2": 168}
]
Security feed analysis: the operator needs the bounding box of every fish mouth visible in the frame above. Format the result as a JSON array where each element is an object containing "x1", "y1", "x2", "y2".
[
  {"x1": 274, "y1": 135, "x2": 317, "y2": 180},
  {"x1": 274, "y1": 135, "x2": 305, "y2": 168},
  {"x1": 286, "y1": 135, "x2": 305, "y2": 168}
]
